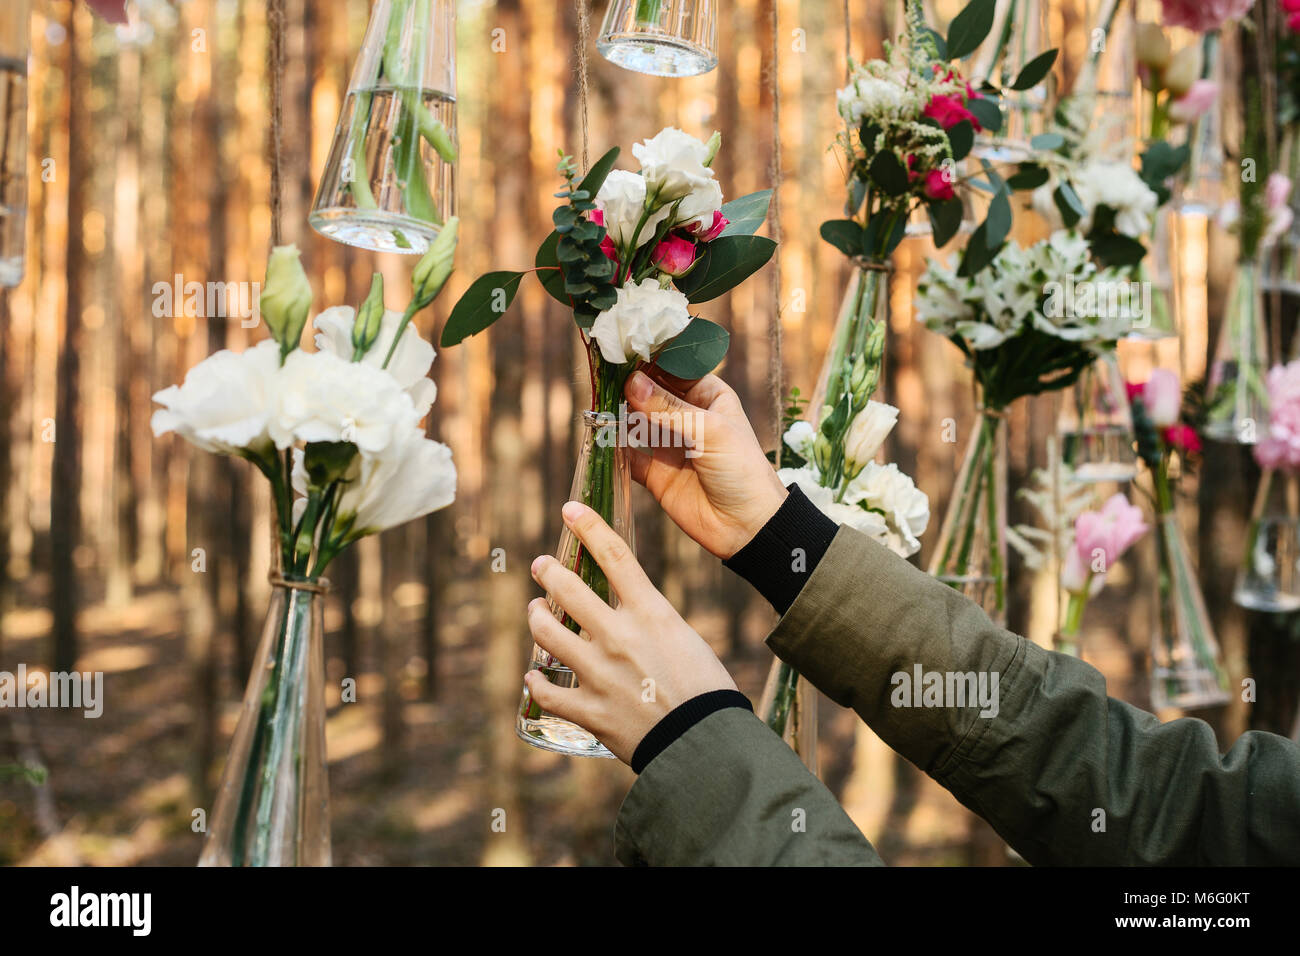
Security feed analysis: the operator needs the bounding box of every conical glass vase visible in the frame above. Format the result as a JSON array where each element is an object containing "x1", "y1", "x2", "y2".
[
  {"x1": 757, "y1": 660, "x2": 819, "y2": 773},
  {"x1": 596, "y1": 0, "x2": 718, "y2": 78},
  {"x1": 1234, "y1": 469, "x2": 1300, "y2": 612},
  {"x1": 1150, "y1": 515, "x2": 1231, "y2": 711},
  {"x1": 199, "y1": 574, "x2": 331, "y2": 866},
  {"x1": 1058, "y1": 349, "x2": 1138, "y2": 482},
  {"x1": 517, "y1": 410, "x2": 635, "y2": 758},
  {"x1": 1174, "y1": 33, "x2": 1227, "y2": 217},
  {"x1": 0, "y1": 0, "x2": 29, "y2": 287},
  {"x1": 927, "y1": 409, "x2": 1009, "y2": 625},
  {"x1": 1205, "y1": 257, "x2": 1270, "y2": 444},
  {"x1": 809, "y1": 259, "x2": 890, "y2": 413},
  {"x1": 1126, "y1": 207, "x2": 1179, "y2": 341},
  {"x1": 310, "y1": 0, "x2": 457, "y2": 255}
]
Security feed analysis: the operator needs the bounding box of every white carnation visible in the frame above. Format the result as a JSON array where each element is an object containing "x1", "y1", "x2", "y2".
[
  {"x1": 151, "y1": 339, "x2": 281, "y2": 457},
  {"x1": 843, "y1": 461, "x2": 930, "y2": 558},
  {"x1": 313, "y1": 306, "x2": 437, "y2": 418}
]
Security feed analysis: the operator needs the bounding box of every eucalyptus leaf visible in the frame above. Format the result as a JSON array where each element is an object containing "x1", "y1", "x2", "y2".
[
  {"x1": 1010, "y1": 49, "x2": 1058, "y2": 91},
  {"x1": 820, "y1": 219, "x2": 866, "y2": 257},
  {"x1": 984, "y1": 189, "x2": 1012, "y2": 247},
  {"x1": 674, "y1": 236, "x2": 777, "y2": 302},
  {"x1": 967, "y1": 96, "x2": 1002, "y2": 134},
  {"x1": 1030, "y1": 131, "x2": 1066, "y2": 151},
  {"x1": 442, "y1": 271, "x2": 525, "y2": 346},
  {"x1": 654, "y1": 317, "x2": 731, "y2": 378},
  {"x1": 946, "y1": 0, "x2": 998, "y2": 60},
  {"x1": 534, "y1": 231, "x2": 569, "y2": 305},
  {"x1": 1006, "y1": 163, "x2": 1050, "y2": 190},
  {"x1": 869, "y1": 150, "x2": 911, "y2": 196},
  {"x1": 948, "y1": 119, "x2": 975, "y2": 161},
  {"x1": 1053, "y1": 181, "x2": 1085, "y2": 228},
  {"x1": 928, "y1": 198, "x2": 965, "y2": 248},
  {"x1": 719, "y1": 189, "x2": 773, "y2": 236}
]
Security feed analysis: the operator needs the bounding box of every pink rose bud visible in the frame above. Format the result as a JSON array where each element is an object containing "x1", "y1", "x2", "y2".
[
  {"x1": 590, "y1": 209, "x2": 619, "y2": 263},
  {"x1": 651, "y1": 235, "x2": 698, "y2": 277},
  {"x1": 689, "y1": 210, "x2": 729, "y2": 243},
  {"x1": 1167, "y1": 80, "x2": 1218, "y2": 125},
  {"x1": 1143, "y1": 367, "x2": 1181, "y2": 427},
  {"x1": 1163, "y1": 423, "x2": 1202, "y2": 455},
  {"x1": 923, "y1": 168, "x2": 956, "y2": 201}
]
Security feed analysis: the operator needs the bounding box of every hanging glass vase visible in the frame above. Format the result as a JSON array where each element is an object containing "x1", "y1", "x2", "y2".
[
  {"x1": 310, "y1": 0, "x2": 457, "y2": 255},
  {"x1": 809, "y1": 258, "x2": 891, "y2": 413},
  {"x1": 1058, "y1": 349, "x2": 1138, "y2": 482},
  {"x1": 1234, "y1": 469, "x2": 1300, "y2": 612},
  {"x1": 596, "y1": 0, "x2": 718, "y2": 78},
  {"x1": 1204, "y1": 255, "x2": 1270, "y2": 444},
  {"x1": 968, "y1": 0, "x2": 1050, "y2": 160},
  {"x1": 1150, "y1": 515, "x2": 1231, "y2": 710},
  {"x1": 927, "y1": 406, "x2": 1010, "y2": 625},
  {"x1": 1264, "y1": 126, "x2": 1300, "y2": 294},
  {"x1": 1174, "y1": 33, "x2": 1227, "y2": 217},
  {"x1": 517, "y1": 410, "x2": 635, "y2": 758},
  {"x1": 0, "y1": 0, "x2": 29, "y2": 287},
  {"x1": 199, "y1": 574, "x2": 331, "y2": 866},
  {"x1": 1125, "y1": 206, "x2": 1179, "y2": 341},
  {"x1": 757, "y1": 660, "x2": 819, "y2": 773}
]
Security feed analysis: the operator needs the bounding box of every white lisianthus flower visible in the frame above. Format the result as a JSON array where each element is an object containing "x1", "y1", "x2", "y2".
[
  {"x1": 1072, "y1": 160, "x2": 1158, "y2": 237},
  {"x1": 596, "y1": 169, "x2": 671, "y2": 250},
  {"x1": 151, "y1": 339, "x2": 281, "y2": 457},
  {"x1": 783, "y1": 420, "x2": 818, "y2": 463},
  {"x1": 778, "y1": 466, "x2": 891, "y2": 542},
  {"x1": 673, "y1": 177, "x2": 724, "y2": 234},
  {"x1": 843, "y1": 461, "x2": 931, "y2": 557},
  {"x1": 632, "y1": 127, "x2": 717, "y2": 204},
  {"x1": 313, "y1": 306, "x2": 437, "y2": 419},
  {"x1": 271, "y1": 349, "x2": 420, "y2": 456},
  {"x1": 836, "y1": 73, "x2": 911, "y2": 124},
  {"x1": 844, "y1": 401, "x2": 899, "y2": 468},
  {"x1": 293, "y1": 432, "x2": 456, "y2": 540},
  {"x1": 589, "y1": 278, "x2": 693, "y2": 364}
]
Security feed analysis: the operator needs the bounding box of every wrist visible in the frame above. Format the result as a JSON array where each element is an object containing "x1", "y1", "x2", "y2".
[{"x1": 724, "y1": 479, "x2": 788, "y2": 560}]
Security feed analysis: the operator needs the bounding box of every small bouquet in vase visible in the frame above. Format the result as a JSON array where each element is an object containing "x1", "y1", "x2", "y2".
[
  {"x1": 443, "y1": 127, "x2": 775, "y2": 756},
  {"x1": 153, "y1": 233, "x2": 460, "y2": 865}
]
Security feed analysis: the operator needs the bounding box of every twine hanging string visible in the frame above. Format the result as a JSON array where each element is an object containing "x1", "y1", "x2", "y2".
[
  {"x1": 267, "y1": 0, "x2": 286, "y2": 246},
  {"x1": 844, "y1": 0, "x2": 851, "y2": 82},
  {"x1": 577, "y1": 0, "x2": 591, "y2": 170},
  {"x1": 768, "y1": 0, "x2": 784, "y2": 465}
]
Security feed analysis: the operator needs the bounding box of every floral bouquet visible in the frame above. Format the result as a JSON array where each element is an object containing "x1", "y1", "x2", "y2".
[
  {"x1": 443, "y1": 128, "x2": 774, "y2": 755},
  {"x1": 916, "y1": 230, "x2": 1131, "y2": 618},
  {"x1": 156, "y1": 234, "x2": 460, "y2": 865}
]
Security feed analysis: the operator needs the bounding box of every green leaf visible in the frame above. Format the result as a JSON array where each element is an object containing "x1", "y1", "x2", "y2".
[
  {"x1": 577, "y1": 146, "x2": 621, "y2": 201},
  {"x1": 819, "y1": 219, "x2": 866, "y2": 257},
  {"x1": 441, "y1": 271, "x2": 525, "y2": 346},
  {"x1": 1053, "y1": 181, "x2": 1085, "y2": 228},
  {"x1": 1030, "y1": 131, "x2": 1065, "y2": 151},
  {"x1": 719, "y1": 189, "x2": 773, "y2": 236},
  {"x1": 928, "y1": 198, "x2": 965, "y2": 248},
  {"x1": 868, "y1": 150, "x2": 910, "y2": 196},
  {"x1": 947, "y1": 119, "x2": 975, "y2": 161},
  {"x1": 1010, "y1": 49, "x2": 1058, "y2": 91},
  {"x1": 984, "y1": 189, "x2": 1012, "y2": 247},
  {"x1": 1090, "y1": 232, "x2": 1148, "y2": 268},
  {"x1": 653, "y1": 317, "x2": 731, "y2": 378},
  {"x1": 674, "y1": 236, "x2": 777, "y2": 302},
  {"x1": 957, "y1": 221, "x2": 1000, "y2": 277},
  {"x1": 919, "y1": 26, "x2": 948, "y2": 60},
  {"x1": 863, "y1": 214, "x2": 908, "y2": 258},
  {"x1": 1006, "y1": 163, "x2": 1050, "y2": 190},
  {"x1": 946, "y1": 0, "x2": 998, "y2": 60},
  {"x1": 967, "y1": 96, "x2": 1002, "y2": 134},
  {"x1": 535, "y1": 232, "x2": 572, "y2": 305}
]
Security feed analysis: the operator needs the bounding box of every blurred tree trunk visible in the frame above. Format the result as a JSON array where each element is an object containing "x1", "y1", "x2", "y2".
[{"x1": 0, "y1": 291, "x2": 10, "y2": 661}]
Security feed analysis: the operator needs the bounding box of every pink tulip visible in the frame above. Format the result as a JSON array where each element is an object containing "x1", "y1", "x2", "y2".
[
  {"x1": 1143, "y1": 368, "x2": 1182, "y2": 427},
  {"x1": 85, "y1": 0, "x2": 129, "y2": 23},
  {"x1": 687, "y1": 210, "x2": 729, "y2": 243},
  {"x1": 1065, "y1": 494, "x2": 1148, "y2": 595},
  {"x1": 650, "y1": 235, "x2": 698, "y2": 277},
  {"x1": 1167, "y1": 80, "x2": 1219, "y2": 124}
]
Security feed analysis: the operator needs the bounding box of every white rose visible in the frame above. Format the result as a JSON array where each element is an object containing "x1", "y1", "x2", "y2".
[
  {"x1": 271, "y1": 349, "x2": 420, "y2": 457},
  {"x1": 313, "y1": 306, "x2": 437, "y2": 419},
  {"x1": 673, "y1": 177, "x2": 723, "y2": 234},
  {"x1": 843, "y1": 461, "x2": 930, "y2": 558},
  {"x1": 632, "y1": 127, "x2": 716, "y2": 203},
  {"x1": 778, "y1": 466, "x2": 891, "y2": 543},
  {"x1": 293, "y1": 431, "x2": 456, "y2": 540},
  {"x1": 844, "y1": 401, "x2": 899, "y2": 468},
  {"x1": 151, "y1": 339, "x2": 280, "y2": 457},
  {"x1": 596, "y1": 169, "x2": 671, "y2": 250},
  {"x1": 588, "y1": 278, "x2": 693, "y2": 365},
  {"x1": 783, "y1": 420, "x2": 817, "y2": 463}
]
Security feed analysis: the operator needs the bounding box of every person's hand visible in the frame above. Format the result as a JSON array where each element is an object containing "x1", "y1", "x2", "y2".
[
  {"x1": 623, "y1": 367, "x2": 787, "y2": 559},
  {"x1": 523, "y1": 501, "x2": 738, "y2": 764}
]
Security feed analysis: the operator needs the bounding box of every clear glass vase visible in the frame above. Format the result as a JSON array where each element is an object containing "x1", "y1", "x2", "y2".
[
  {"x1": 199, "y1": 574, "x2": 331, "y2": 866},
  {"x1": 596, "y1": 0, "x2": 718, "y2": 78},
  {"x1": 0, "y1": 0, "x2": 29, "y2": 287},
  {"x1": 1205, "y1": 256, "x2": 1270, "y2": 444},
  {"x1": 927, "y1": 408, "x2": 1009, "y2": 625},
  {"x1": 1175, "y1": 32, "x2": 1226, "y2": 217},
  {"x1": 517, "y1": 410, "x2": 635, "y2": 758},
  {"x1": 757, "y1": 661, "x2": 819, "y2": 773},
  {"x1": 1234, "y1": 469, "x2": 1300, "y2": 612},
  {"x1": 809, "y1": 259, "x2": 890, "y2": 414},
  {"x1": 1058, "y1": 349, "x2": 1138, "y2": 482},
  {"x1": 968, "y1": 0, "x2": 1050, "y2": 160},
  {"x1": 310, "y1": 0, "x2": 457, "y2": 255},
  {"x1": 1126, "y1": 207, "x2": 1179, "y2": 341},
  {"x1": 1150, "y1": 514, "x2": 1231, "y2": 711}
]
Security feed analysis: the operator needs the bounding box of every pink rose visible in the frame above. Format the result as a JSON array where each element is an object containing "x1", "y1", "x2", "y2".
[
  {"x1": 85, "y1": 0, "x2": 129, "y2": 22},
  {"x1": 1168, "y1": 80, "x2": 1219, "y2": 124},
  {"x1": 1163, "y1": 423, "x2": 1202, "y2": 455},
  {"x1": 687, "y1": 209, "x2": 729, "y2": 243},
  {"x1": 1143, "y1": 368, "x2": 1182, "y2": 427},
  {"x1": 590, "y1": 209, "x2": 619, "y2": 264},
  {"x1": 1125, "y1": 380, "x2": 1146, "y2": 402},
  {"x1": 1065, "y1": 494, "x2": 1149, "y2": 595},
  {"x1": 1158, "y1": 0, "x2": 1255, "y2": 34},
  {"x1": 923, "y1": 94, "x2": 982, "y2": 132},
  {"x1": 923, "y1": 168, "x2": 955, "y2": 201},
  {"x1": 650, "y1": 235, "x2": 698, "y2": 277}
]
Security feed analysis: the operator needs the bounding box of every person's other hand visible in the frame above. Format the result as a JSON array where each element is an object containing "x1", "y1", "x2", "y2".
[
  {"x1": 623, "y1": 368, "x2": 787, "y2": 559},
  {"x1": 523, "y1": 501, "x2": 737, "y2": 764}
]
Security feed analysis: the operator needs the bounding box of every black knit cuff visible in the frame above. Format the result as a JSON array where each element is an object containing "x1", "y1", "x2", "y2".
[
  {"x1": 722, "y1": 483, "x2": 838, "y2": 615},
  {"x1": 631, "y1": 689, "x2": 753, "y2": 774}
]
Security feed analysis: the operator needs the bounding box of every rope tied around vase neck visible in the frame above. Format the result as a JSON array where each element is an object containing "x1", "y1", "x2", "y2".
[
  {"x1": 975, "y1": 405, "x2": 1011, "y2": 421},
  {"x1": 268, "y1": 571, "x2": 330, "y2": 594},
  {"x1": 851, "y1": 255, "x2": 894, "y2": 273}
]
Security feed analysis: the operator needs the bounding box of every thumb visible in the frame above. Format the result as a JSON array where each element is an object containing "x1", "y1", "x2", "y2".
[{"x1": 626, "y1": 369, "x2": 701, "y2": 418}]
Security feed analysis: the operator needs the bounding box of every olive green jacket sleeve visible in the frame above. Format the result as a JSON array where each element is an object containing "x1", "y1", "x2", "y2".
[
  {"x1": 614, "y1": 707, "x2": 882, "y2": 866},
  {"x1": 765, "y1": 526, "x2": 1300, "y2": 866}
]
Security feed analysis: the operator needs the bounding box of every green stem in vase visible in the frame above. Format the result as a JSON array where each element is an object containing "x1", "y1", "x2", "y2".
[{"x1": 635, "y1": 0, "x2": 663, "y2": 27}]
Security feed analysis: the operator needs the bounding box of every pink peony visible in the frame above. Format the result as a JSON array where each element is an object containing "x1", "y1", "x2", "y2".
[
  {"x1": 1143, "y1": 368, "x2": 1182, "y2": 427},
  {"x1": 1159, "y1": 0, "x2": 1255, "y2": 33},
  {"x1": 923, "y1": 94, "x2": 982, "y2": 132},
  {"x1": 1064, "y1": 494, "x2": 1149, "y2": 594},
  {"x1": 1168, "y1": 80, "x2": 1219, "y2": 124},
  {"x1": 650, "y1": 235, "x2": 698, "y2": 277},
  {"x1": 923, "y1": 168, "x2": 956, "y2": 201},
  {"x1": 1255, "y1": 359, "x2": 1300, "y2": 472}
]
